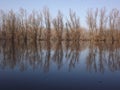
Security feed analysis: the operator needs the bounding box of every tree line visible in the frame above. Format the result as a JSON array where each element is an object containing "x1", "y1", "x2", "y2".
[{"x1": 0, "y1": 7, "x2": 120, "y2": 43}]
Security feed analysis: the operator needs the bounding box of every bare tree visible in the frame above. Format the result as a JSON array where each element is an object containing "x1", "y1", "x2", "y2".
[
  {"x1": 109, "y1": 9, "x2": 120, "y2": 41},
  {"x1": 99, "y1": 8, "x2": 108, "y2": 41},
  {"x1": 67, "y1": 9, "x2": 80, "y2": 41},
  {"x1": 52, "y1": 10, "x2": 64, "y2": 41},
  {"x1": 43, "y1": 7, "x2": 51, "y2": 41}
]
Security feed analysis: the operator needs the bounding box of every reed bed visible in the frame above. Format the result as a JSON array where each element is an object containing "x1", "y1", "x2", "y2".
[{"x1": 0, "y1": 7, "x2": 120, "y2": 42}]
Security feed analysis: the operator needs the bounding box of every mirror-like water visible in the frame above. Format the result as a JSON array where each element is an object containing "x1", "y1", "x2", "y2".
[{"x1": 0, "y1": 40, "x2": 120, "y2": 90}]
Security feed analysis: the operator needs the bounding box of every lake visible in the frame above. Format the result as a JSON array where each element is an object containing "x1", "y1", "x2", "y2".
[{"x1": 0, "y1": 40, "x2": 120, "y2": 90}]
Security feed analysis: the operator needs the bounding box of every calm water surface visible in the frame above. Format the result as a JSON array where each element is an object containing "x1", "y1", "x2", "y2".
[{"x1": 0, "y1": 41, "x2": 120, "y2": 90}]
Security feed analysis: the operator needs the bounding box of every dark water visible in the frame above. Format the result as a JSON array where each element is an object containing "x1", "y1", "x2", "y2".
[{"x1": 0, "y1": 40, "x2": 120, "y2": 90}]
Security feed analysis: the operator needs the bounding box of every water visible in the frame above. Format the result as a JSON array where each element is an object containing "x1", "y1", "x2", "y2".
[{"x1": 0, "y1": 40, "x2": 120, "y2": 90}]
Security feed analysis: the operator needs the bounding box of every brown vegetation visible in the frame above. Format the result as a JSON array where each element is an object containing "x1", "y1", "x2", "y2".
[{"x1": 0, "y1": 8, "x2": 120, "y2": 42}]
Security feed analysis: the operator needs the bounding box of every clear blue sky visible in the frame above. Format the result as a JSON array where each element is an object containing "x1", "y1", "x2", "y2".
[{"x1": 0, "y1": 0, "x2": 119, "y2": 27}]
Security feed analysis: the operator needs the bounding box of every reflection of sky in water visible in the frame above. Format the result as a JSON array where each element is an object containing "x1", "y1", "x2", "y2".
[{"x1": 0, "y1": 41, "x2": 120, "y2": 89}]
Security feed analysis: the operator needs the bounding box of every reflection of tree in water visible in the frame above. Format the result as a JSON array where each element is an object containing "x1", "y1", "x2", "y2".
[
  {"x1": 44, "y1": 41, "x2": 51, "y2": 72},
  {"x1": 52, "y1": 41, "x2": 63, "y2": 70},
  {"x1": 67, "y1": 41, "x2": 80, "y2": 71},
  {"x1": 86, "y1": 42, "x2": 120, "y2": 73},
  {"x1": 0, "y1": 40, "x2": 120, "y2": 73},
  {"x1": 1, "y1": 40, "x2": 17, "y2": 69},
  {"x1": 107, "y1": 43, "x2": 120, "y2": 72},
  {"x1": 98, "y1": 43, "x2": 106, "y2": 73},
  {"x1": 86, "y1": 42, "x2": 98, "y2": 72}
]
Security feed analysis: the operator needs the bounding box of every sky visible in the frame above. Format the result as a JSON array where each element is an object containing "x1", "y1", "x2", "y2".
[{"x1": 0, "y1": 0, "x2": 120, "y2": 27}]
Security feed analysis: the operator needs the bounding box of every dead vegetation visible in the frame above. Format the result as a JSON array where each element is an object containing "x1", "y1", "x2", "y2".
[{"x1": 0, "y1": 8, "x2": 120, "y2": 42}]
